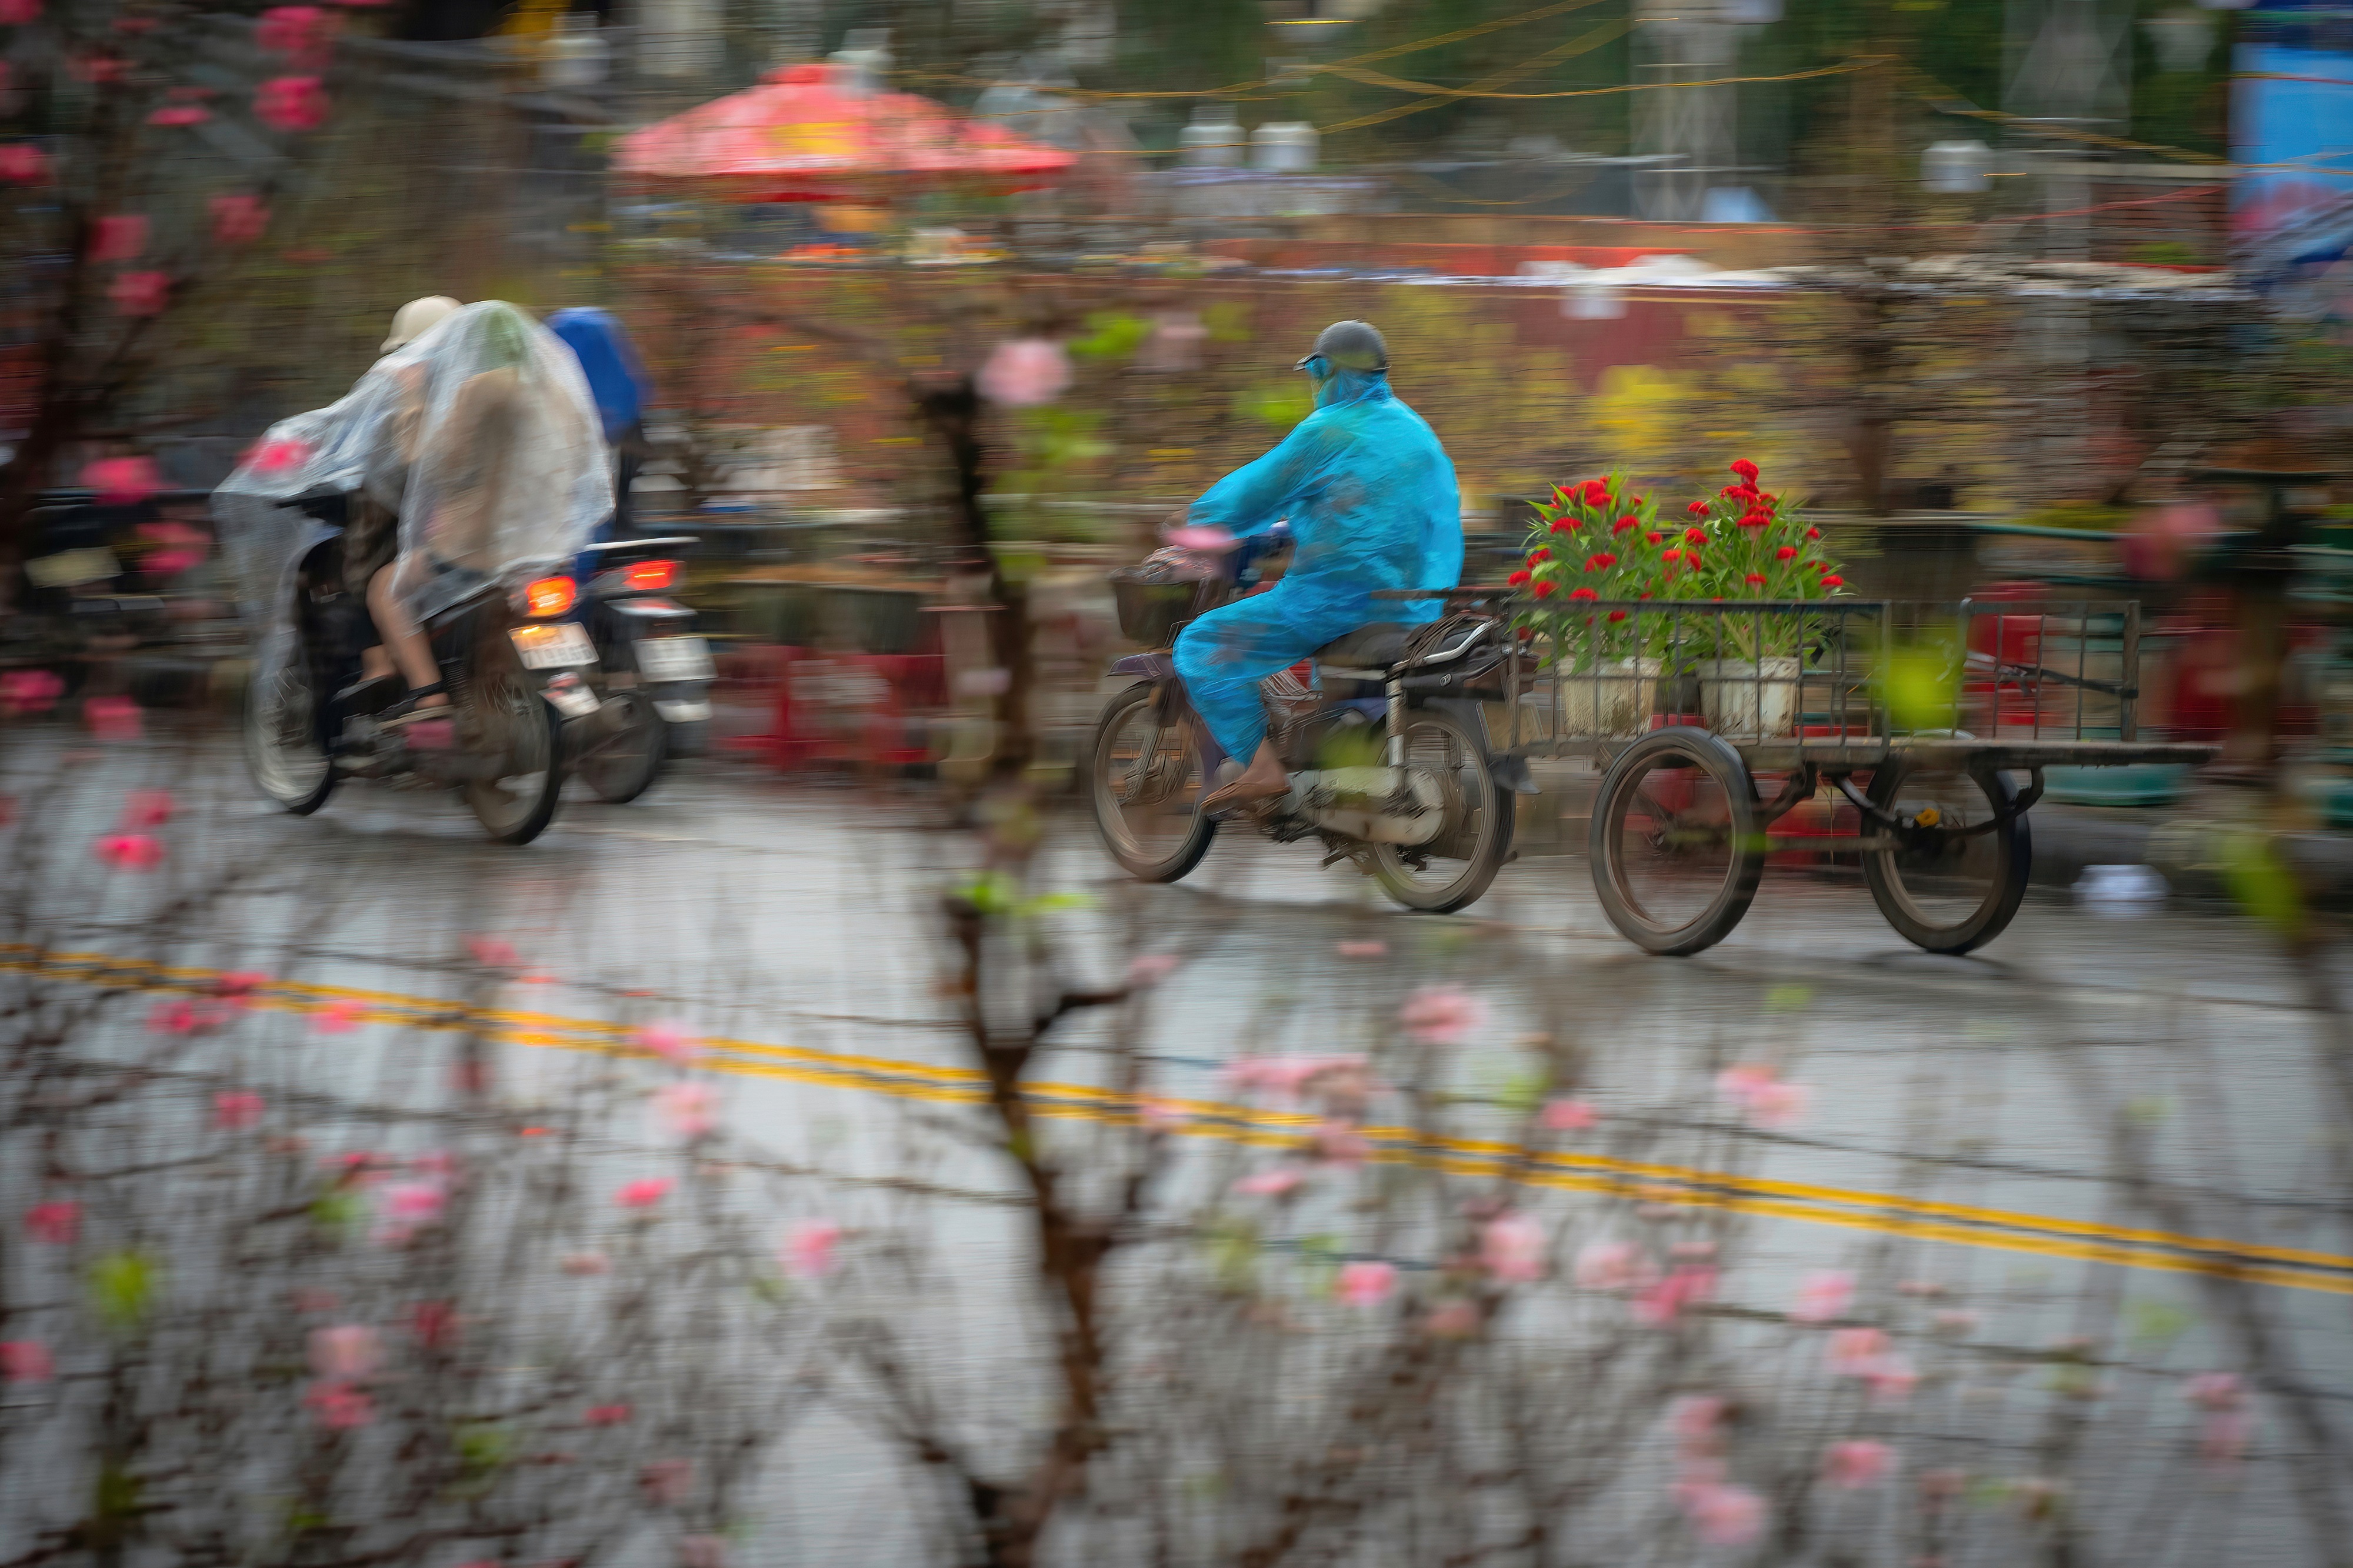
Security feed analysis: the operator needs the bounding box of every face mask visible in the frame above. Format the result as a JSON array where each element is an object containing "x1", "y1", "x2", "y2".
[{"x1": 1302, "y1": 355, "x2": 1339, "y2": 406}]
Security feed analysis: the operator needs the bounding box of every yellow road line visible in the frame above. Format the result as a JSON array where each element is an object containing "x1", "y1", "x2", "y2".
[{"x1": 14, "y1": 947, "x2": 2352, "y2": 1295}]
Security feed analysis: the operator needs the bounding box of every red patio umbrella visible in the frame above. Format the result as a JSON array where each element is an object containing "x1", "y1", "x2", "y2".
[{"x1": 614, "y1": 63, "x2": 1076, "y2": 204}]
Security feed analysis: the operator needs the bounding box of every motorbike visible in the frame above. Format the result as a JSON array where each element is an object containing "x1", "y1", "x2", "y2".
[
  {"x1": 561, "y1": 533, "x2": 712, "y2": 803},
  {"x1": 243, "y1": 492, "x2": 604, "y2": 844},
  {"x1": 1087, "y1": 529, "x2": 1529, "y2": 913}
]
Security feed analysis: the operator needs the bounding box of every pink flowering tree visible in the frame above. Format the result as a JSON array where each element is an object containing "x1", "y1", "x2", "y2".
[{"x1": 0, "y1": 0, "x2": 341, "y2": 590}]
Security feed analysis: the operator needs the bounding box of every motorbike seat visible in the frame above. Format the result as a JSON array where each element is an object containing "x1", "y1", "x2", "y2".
[{"x1": 1314, "y1": 623, "x2": 1412, "y2": 671}]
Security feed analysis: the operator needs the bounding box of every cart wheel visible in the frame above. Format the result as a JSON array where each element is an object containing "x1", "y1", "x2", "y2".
[
  {"x1": 1861, "y1": 760, "x2": 2030, "y2": 955},
  {"x1": 1588, "y1": 728, "x2": 1764, "y2": 956}
]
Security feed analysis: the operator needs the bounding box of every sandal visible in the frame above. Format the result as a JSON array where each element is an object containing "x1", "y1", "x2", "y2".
[
  {"x1": 379, "y1": 680, "x2": 451, "y2": 727},
  {"x1": 1201, "y1": 775, "x2": 1293, "y2": 816}
]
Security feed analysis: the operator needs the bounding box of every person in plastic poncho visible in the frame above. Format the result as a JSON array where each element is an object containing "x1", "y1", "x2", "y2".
[{"x1": 1172, "y1": 320, "x2": 1462, "y2": 813}]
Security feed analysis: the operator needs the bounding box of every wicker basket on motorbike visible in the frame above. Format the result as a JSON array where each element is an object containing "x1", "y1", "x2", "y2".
[{"x1": 1109, "y1": 548, "x2": 1225, "y2": 649}]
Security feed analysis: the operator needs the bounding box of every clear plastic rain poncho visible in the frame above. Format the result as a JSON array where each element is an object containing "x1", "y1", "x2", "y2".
[
  {"x1": 1172, "y1": 367, "x2": 1463, "y2": 764},
  {"x1": 212, "y1": 300, "x2": 611, "y2": 672}
]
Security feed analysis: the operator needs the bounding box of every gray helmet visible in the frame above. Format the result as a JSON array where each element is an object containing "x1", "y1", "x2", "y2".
[{"x1": 1295, "y1": 319, "x2": 1388, "y2": 373}]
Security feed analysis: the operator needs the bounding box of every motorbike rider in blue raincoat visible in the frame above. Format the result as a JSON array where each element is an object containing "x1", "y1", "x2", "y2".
[
  {"x1": 545, "y1": 307, "x2": 654, "y2": 541},
  {"x1": 1173, "y1": 320, "x2": 1462, "y2": 813}
]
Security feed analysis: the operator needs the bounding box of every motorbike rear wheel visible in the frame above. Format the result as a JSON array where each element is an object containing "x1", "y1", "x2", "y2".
[
  {"x1": 245, "y1": 660, "x2": 336, "y2": 816},
  {"x1": 577, "y1": 688, "x2": 666, "y2": 804},
  {"x1": 1371, "y1": 708, "x2": 1514, "y2": 913},
  {"x1": 1089, "y1": 682, "x2": 1217, "y2": 882},
  {"x1": 463, "y1": 666, "x2": 565, "y2": 845}
]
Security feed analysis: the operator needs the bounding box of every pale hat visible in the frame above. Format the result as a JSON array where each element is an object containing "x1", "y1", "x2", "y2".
[{"x1": 382, "y1": 295, "x2": 461, "y2": 353}]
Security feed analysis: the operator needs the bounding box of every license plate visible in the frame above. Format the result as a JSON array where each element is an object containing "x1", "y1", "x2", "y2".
[
  {"x1": 509, "y1": 622, "x2": 596, "y2": 670},
  {"x1": 635, "y1": 635, "x2": 714, "y2": 683}
]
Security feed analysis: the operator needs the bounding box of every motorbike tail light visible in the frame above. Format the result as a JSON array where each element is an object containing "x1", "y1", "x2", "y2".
[
  {"x1": 524, "y1": 576, "x2": 577, "y2": 618},
  {"x1": 623, "y1": 559, "x2": 678, "y2": 592}
]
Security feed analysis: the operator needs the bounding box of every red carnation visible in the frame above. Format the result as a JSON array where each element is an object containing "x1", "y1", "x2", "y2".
[
  {"x1": 1686, "y1": 552, "x2": 1702, "y2": 568},
  {"x1": 1759, "y1": 493, "x2": 1777, "y2": 506},
  {"x1": 1507, "y1": 569, "x2": 1532, "y2": 586},
  {"x1": 1805, "y1": 526, "x2": 1822, "y2": 540},
  {"x1": 1607, "y1": 609, "x2": 1627, "y2": 623},
  {"x1": 1661, "y1": 549, "x2": 1681, "y2": 564},
  {"x1": 1581, "y1": 479, "x2": 1610, "y2": 507},
  {"x1": 1684, "y1": 527, "x2": 1707, "y2": 544},
  {"x1": 1739, "y1": 511, "x2": 1768, "y2": 529},
  {"x1": 1731, "y1": 459, "x2": 1759, "y2": 483},
  {"x1": 1821, "y1": 574, "x2": 1844, "y2": 588},
  {"x1": 1647, "y1": 531, "x2": 1664, "y2": 545},
  {"x1": 1528, "y1": 547, "x2": 1552, "y2": 562},
  {"x1": 1532, "y1": 581, "x2": 1558, "y2": 599},
  {"x1": 1720, "y1": 486, "x2": 1741, "y2": 499},
  {"x1": 1567, "y1": 586, "x2": 1597, "y2": 601},
  {"x1": 1614, "y1": 515, "x2": 1637, "y2": 534},
  {"x1": 1745, "y1": 572, "x2": 1768, "y2": 585},
  {"x1": 1585, "y1": 552, "x2": 1617, "y2": 571},
  {"x1": 1549, "y1": 518, "x2": 1575, "y2": 534},
  {"x1": 1775, "y1": 545, "x2": 1798, "y2": 561},
  {"x1": 1552, "y1": 486, "x2": 1575, "y2": 508},
  {"x1": 1687, "y1": 501, "x2": 1708, "y2": 517}
]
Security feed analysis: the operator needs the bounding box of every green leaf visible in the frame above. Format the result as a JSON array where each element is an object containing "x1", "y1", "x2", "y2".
[
  {"x1": 2126, "y1": 1299, "x2": 2194, "y2": 1347},
  {"x1": 455, "y1": 1422, "x2": 510, "y2": 1477},
  {"x1": 1018, "y1": 890, "x2": 1095, "y2": 916},
  {"x1": 309, "y1": 1189, "x2": 362, "y2": 1239},
  {"x1": 1207, "y1": 1216, "x2": 1259, "y2": 1293},
  {"x1": 94, "y1": 1463, "x2": 141, "y2": 1522},
  {"x1": 1765, "y1": 984, "x2": 1813, "y2": 1012},
  {"x1": 1496, "y1": 1069, "x2": 1549, "y2": 1117},
  {"x1": 1232, "y1": 383, "x2": 1311, "y2": 428},
  {"x1": 2221, "y1": 831, "x2": 2307, "y2": 938},
  {"x1": 89, "y1": 1250, "x2": 157, "y2": 1332},
  {"x1": 1069, "y1": 311, "x2": 1152, "y2": 361},
  {"x1": 953, "y1": 871, "x2": 1024, "y2": 917}
]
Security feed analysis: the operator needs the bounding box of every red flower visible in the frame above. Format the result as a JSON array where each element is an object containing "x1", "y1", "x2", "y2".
[
  {"x1": 1528, "y1": 547, "x2": 1551, "y2": 562},
  {"x1": 1661, "y1": 549, "x2": 1680, "y2": 565},
  {"x1": 1745, "y1": 573, "x2": 1768, "y2": 585},
  {"x1": 1548, "y1": 518, "x2": 1574, "y2": 535},
  {"x1": 1759, "y1": 492, "x2": 1777, "y2": 506},
  {"x1": 255, "y1": 75, "x2": 330, "y2": 134},
  {"x1": 1805, "y1": 526, "x2": 1822, "y2": 540},
  {"x1": 148, "y1": 106, "x2": 212, "y2": 127},
  {"x1": 1566, "y1": 586, "x2": 1597, "y2": 601},
  {"x1": 1739, "y1": 511, "x2": 1768, "y2": 529},
  {"x1": 1720, "y1": 485, "x2": 1741, "y2": 499},
  {"x1": 1607, "y1": 609, "x2": 1627, "y2": 623},
  {"x1": 109, "y1": 271, "x2": 168, "y2": 316},
  {"x1": 1687, "y1": 501, "x2": 1707, "y2": 517},
  {"x1": 1731, "y1": 459, "x2": 1759, "y2": 483},
  {"x1": 1581, "y1": 479, "x2": 1610, "y2": 507},
  {"x1": 1684, "y1": 527, "x2": 1707, "y2": 545},
  {"x1": 1532, "y1": 581, "x2": 1557, "y2": 599},
  {"x1": 1821, "y1": 574, "x2": 1845, "y2": 588},
  {"x1": 1775, "y1": 545, "x2": 1798, "y2": 561},
  {"x1": 1613, "y1": 515, "x2": 1637, "y2": 534},
  {"x1": 1552, "y1": 486, "x2": 1575, "y2": 508},
  {"x1": 1647, "y1": 531, "x2": 1663, "y2": 545},
  {"x1": 1585, "y1": 552, "x2": 1617, "y2": 571},
  {"x1": 1685, "y1": 552, "x2": 1702, "y2": 568},
  {"x1": 1507, "y1": 569, "x2": 1532, "y2": 586}
]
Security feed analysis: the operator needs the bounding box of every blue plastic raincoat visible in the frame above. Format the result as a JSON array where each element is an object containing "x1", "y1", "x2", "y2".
[
  {"x1": 1173, "y1": 369, "x2": 1461, "y2": 763},
  {"x1": 545, "y1": 308, "x2": 652, "y2": 445}
]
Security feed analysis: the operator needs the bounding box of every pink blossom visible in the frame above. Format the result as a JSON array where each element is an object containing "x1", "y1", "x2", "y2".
[
  {"x1": 1124, "y1": 952, "x2": 1181, "y2": 988},
  {"x1": 256, "y1": 5, "x2": 332, "y2": 64},
  {"x1": 1931, "y1": 1309, "x2": 1978, "y2": 1337},
  {"x1": 640, "y1": 1456, "x2": 692, "y2": 1505},
  {"x1": 1864, "y1": 1354, "x2": 1919, "y2": 1406},
  {"x1": 378, "y1": 1181, "x2": 446, "y2": 1226},
  {"x1": 308, "y1": 1323, "x2": 381, "y2": 1379},
  {"x1": 0, "y1": 144, "x2": 51, "y2": 185},
  {"x1": 215, "y1": 971, "x2": 271, "y2": 1007},
  {"x1": 1827, "y1": 1326, "x2": 1889, "y2": 1376},
  {"x1": 304, "y1": 1378, "x2": 373, "y2": 1429},
  {"x1": 409, "y1": 1299, "x2": 457, "y2": 1350},
  {"x1": 1633, "y1": 1265, "x2": 1717, "y2": 1326},
  {"x1": 1678, "y1": 1481, "x2": 1767, "y2": 1546},
  {"x1": 1334, "y1": 940, "x2": 1388, "y2": 958},
  {"x1": 1222, "y1": 1055, "x2": 1368, "y2": 1103},
  {"x1": 91, "y1": 215, "x2": 149, "y2": 263},
  {"x1": 0, "y1": 0, "x2": 39, "y2": 24},
  {"x1": 1232, "y1": 1168, "x2": 1303, "y2": 1198},
  {"x1": 1715, "y1": 1061, "x2": 1809, "y2": 1128},
  {"x1": 24, "y1": 1201, "x2": 79, "y2": 1245},
  {"x1": 584, "y1": 1402, "x2": 632, "y2": 1426},
  {"x1": 1572, "y1": 1239, "x2": 1658, "y2": 1293},
  {"x1": 0, "y1": 1340, "x2": 55, "y2": 1383},
  {"x1": 1398, "y1": 986, "x2": 1485, "y2": 1044},
  {"x1": 678, "y1": 1535, "x2": 726, "y2": 1568},
  {"x1": 119, "y1": 789, "x2": 174, "y2": 828},
  {"x1": 1895, "y1": 1277, "x2": 1948, "y2": 1298},
  {"x1": 148, "y1": 106, "x2": 211, "y2": 126},
  {"x1": 2200, "y1": 1407, "x2": 2250, "y2": 1467},
  {"x1": 1539, "y1": 1096, "x2": 1597, "y2": 1132},
  {"x1": 1335, "y1": 1259, "x2": 1396, "y2": 1307},
  {"x1": 1311, "y1": 1120, "x2": 1371, "y2": 1166},
  {"x1": 254, "y1": 75, "x2": 329, "y2": 133},
  {"x1": 1824, "y1": 1439, "x2": 1894, "y2": 1489},
  {"x1": 782, "y1": 1218, "x2": 842, "y2": 1279},
  {"x1": 2185, "y1": 1372, "x2": 2243, "y2": 1410},
  {"x1": 1423, "y1": 1297, "x2": 1482, "y2": 1338},
  {"x1": 561, "y1": 1249, "x2": 611, "y2": 1276},
  {"x1": 137, "y1": 519, "x2": 208, "y2": 575},
  {"x1": 1479, "y1": 1212, "x2": 1545, "y2": 1283},
  {"x1": 149, "y1": 999, "x2": 228, "y2": 1035},
  {"x1": 635, "y1": 1020, "x2": 697, "y2": 1064},
  {"x1": 210, "y1": 194, "x2": 271, "y2": 246},
  {"x1": 1135, "y1": 1097, "x2": 1185, "y2": 1132},
  {"x1": 313, "y1": 997, "x2": 365, "y2": 1034},
  {"x1": 213, "y1": 1090, "x2": 265, "y2": 1130},
  {"x1": 84, "y1": 456, "x2": 161, "y2": 506},
  {"x1": 616, "y1": 1176, "x2": 672, "y2": 1209},
  {"x1": 654, "y1": 1081, "x2": 717, "y2": 1140},
  {"x1": 464, "y1": 933, "x2": 520, "y2": 969},
  {"x1": 108, "y1": 270, "x2": 170, "y2": 316},
  {"x1": 1, "y1": 668, "x2": 64, "y2": 714},
  {"x1": 1791, "y1": 1269, "x2": 1854, "y2": 1325},
  {"x1": 978, "y1": 338, "x2": 1071, "y2": 407},
  {"x1": 1669, "y1": 1394, "x2": 1725, "y2": 1454}
]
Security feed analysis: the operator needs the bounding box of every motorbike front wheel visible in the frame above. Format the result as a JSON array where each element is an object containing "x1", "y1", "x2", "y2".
[
  {"x1": 1088, "y1": 682, "x2": 1217, "y2": 882},
  {"x1": 576, "y1": 688, "x2": 666, "y2": 805},
  {"x1": 245, "y1": 660, "x2": 336, "y2": 816},
  {"x1": 464, "y1": 668, "x2": 565, "y2": 845}
]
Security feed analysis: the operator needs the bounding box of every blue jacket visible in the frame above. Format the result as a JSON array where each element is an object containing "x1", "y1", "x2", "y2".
[
  {"x1": 546, "y1": 308, "x2": 652, "y2": 445},
  {"x1": 1187, "y1": 369, "x2": 1461, "y2": 626}
]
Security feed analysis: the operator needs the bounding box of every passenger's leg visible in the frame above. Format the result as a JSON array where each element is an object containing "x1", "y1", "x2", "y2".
[{"x1": 366, "y1": 565, "x2": 448, "y2": 712}]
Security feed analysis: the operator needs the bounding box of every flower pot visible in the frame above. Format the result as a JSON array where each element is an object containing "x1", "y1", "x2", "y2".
[
  {"x1": 1554, "y1": 658, "x2": 1661, "y2": 738},
  {"x1": 1692, "y1": 657, "x2": 1802, "y2": 737}
]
